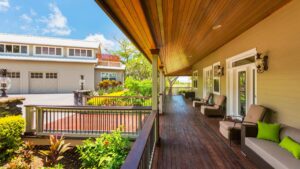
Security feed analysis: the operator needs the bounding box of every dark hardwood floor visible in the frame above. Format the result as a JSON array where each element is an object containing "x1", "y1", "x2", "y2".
[{"x1": 152, "y1": 96, "x2": 257, "y2": 169}]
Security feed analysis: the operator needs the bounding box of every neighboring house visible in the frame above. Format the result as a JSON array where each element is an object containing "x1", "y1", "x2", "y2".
[
  {"x1": 0, "y1": 34, "x2": 125, "y2": 94},
  {"x1": 94, "y1": 54, "x2": 125, "y2": 89}
]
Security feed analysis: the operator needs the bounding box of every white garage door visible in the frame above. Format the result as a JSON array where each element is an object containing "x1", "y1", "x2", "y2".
[
  {"x1": 7, "y1": 72, "x2": 21, "y2": 94},
  {"x1": 29, "y1": 72, "x2": 58, "y2": 94}
]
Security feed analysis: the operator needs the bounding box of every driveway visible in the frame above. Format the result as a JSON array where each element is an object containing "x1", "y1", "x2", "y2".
[{"x1": 9, "y1": 93, "x2": 74, "y2": 115}]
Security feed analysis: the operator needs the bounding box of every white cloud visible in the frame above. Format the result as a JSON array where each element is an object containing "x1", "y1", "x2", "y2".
[
  {"x1": 41, "y1": 3, "x2": 71, "y2": 36},
  {"x1": 20, "y1": 14, "x2": 32, "y2": 23},
  {"x1": 30, "y1": 9, "x2": 36, "y2": 16},
  {"x1": 0, "y1": 0, "x2": 10, "y2": 12},
  {"x1": 85, "y1": 33, "x2": 115, "y2": 52}
]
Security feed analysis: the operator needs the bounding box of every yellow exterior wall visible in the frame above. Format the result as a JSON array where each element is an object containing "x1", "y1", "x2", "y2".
[{"x1": 192, "y1": 0, "x2": 300, "y2": 128}]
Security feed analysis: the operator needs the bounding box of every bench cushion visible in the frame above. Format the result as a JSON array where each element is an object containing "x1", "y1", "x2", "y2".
[{"x1": 246, "y1": 137, "x2": 300, "y2": 169}]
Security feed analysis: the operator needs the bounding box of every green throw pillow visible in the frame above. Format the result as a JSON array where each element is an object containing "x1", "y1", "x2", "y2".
[
  {"x1": 257, "y1": 121, "x2": 280, "y2": 142},
  {"x1": 279, "y1": 136, "x2": 300, "y2": 159}
]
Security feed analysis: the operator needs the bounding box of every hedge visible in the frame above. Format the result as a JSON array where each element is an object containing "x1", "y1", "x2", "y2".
[{"x1": 0, "y1": 115, "x2": 25, "y2": 164}]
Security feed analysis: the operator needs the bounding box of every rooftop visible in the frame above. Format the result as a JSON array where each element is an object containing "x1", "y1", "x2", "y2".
[{"x1": 0, "y1": 33, "x2": 100, "y2": 49}]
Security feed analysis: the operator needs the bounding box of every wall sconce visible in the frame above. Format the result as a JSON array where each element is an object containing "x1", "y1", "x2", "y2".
[
  {"x1": 255, "y1": 53, "x2": 268, "y2": 73},
  {"x1": 217, "y1": 65, "x2": 224, "y2": 76},
  {"x1": 0, "y1": 69, "x2": 11, "y2": 97}
]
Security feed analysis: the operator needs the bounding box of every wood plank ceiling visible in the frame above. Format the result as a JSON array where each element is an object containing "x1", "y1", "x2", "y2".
[{"x1": 96, "y1": 0, "x2": 290, "y2": 76}]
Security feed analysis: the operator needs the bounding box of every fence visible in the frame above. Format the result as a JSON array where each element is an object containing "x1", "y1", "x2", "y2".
[
  {"x1": 25, "y1": 105, "x2": 152, "y2": 138},
  {"x1": 121, "y1": 110, "x2": 159, "y2": 169},
  {"x1": 165, "y1": 87, "x2": 193, "y2": 95}
]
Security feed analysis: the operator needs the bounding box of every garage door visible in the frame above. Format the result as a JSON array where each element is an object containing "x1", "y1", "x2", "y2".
[
  {"x1": 29, "y1": 72, "x2": 58, "y2": 94},
  {"x1": 7, "y1": 72, "x2": 21, "y2": 94}
]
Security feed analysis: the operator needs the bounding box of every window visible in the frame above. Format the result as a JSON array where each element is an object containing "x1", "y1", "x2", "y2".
[
  {"x1": 46, "y1": 73, "x2": 57, "y2": 79},
  {"x1": 56, "y1": 48, "x2": 62, "y2": 56},
  {"x1": 75, "y1": 49, "x2": 80, "y2": 56},
  {"x1": 87, "y1": 50, "x2": 92, "y2": 57},
  {"x1": 42, "y1": 47, "x2": 48, "y2": 55},
  {"x1": 101, "y1": 72, "x2": 117, "y2": 81},
  {"x1": 13, "y1": 45, "x2": 20, "y2": 53},
  {"x1": 203, "y1": 66, "x2": 213, "y2": 97},
  {"x1": 49, "y1": 47, "x2": 55, "y2": 55},
  {"x1": 36, "y1": 47, "x2": 41, "y2": 54},
  {"x1": 35, "y1": 46, "x2": 63, "y2": 56},
  {"x1": 193, "y1": 71, "x2": 198, "y2": 89},
  {"x1": 21, "y1": 46, "x2": 27, "y2": 54},
  {"x1": 6, "y1": 45, "x2": 12, "y2": 53},
  {"x1": 0, "y1": 44, "x2": 4, "y2": 53},
  {"x1": 7, "y1": 72, "x2": 20, "y2": 78},
  {"x1": 213, "y1": 62, "x2": 221, "y2": 95},
  {"x1": 0, "y1": 44, "x2": 27, "y2": 54},
  {"x1": 68, "y1": 48, "x2": 93, "y2": 57},
  {"x1": 31, "y1": 72, "x2": 43, "y2": 79}
]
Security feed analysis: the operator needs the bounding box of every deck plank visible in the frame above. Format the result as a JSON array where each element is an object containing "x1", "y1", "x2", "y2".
[{"x1": 152, "y1": 96, "x2": 257, "y2": 169}]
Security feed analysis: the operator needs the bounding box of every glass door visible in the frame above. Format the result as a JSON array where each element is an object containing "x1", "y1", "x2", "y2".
[{"x1": 238, "y1": 70, "x2": 247, "y2": 116}]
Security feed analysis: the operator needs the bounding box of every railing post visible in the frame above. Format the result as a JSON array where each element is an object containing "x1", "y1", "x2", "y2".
[
  {"x1": 25, "y1": 106, "x2": 35, "y2": 135},
  {"x1": 36, "y1": 107, "x2": 43, "y2": 133},
  {"x1": 138, "y1": 112, "x2": 142, "y2": 133}
]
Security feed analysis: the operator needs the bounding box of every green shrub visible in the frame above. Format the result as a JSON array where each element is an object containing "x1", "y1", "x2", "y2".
[
  {"x1": 0, "y1": 116, "x2": 25, "y2": 164},
  {"x1": 125, "y1": 77, "x2": 152, "y2": 96},
  {"x1": 77, "y1": 127, "x2": 130, "y2": 169}
]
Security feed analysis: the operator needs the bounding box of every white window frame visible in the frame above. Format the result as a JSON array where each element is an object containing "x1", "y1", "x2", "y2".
[
  {"x1": 212, "y1": 62, "x2": 221, "y2": 95},
  {"x1": 0, "y1": 43, "x2": 29, "y2": 55},
  {"x1": 33, "y1": 45, "x2": 63, "y2": 57},
  {"x1": 67, "y1": 48, "x2": 94, "y2": 58},
  {"x1": 192, "y1": 70, "x2": 198, "y2": 89},
  {"x1": 203, "y1": 66, "x2": 213, "y2": 98}
]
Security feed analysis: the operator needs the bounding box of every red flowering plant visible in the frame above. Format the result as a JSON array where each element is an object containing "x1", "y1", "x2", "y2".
[{"x1": 77, "y1": 126, "x2": 130, "y2": 169}]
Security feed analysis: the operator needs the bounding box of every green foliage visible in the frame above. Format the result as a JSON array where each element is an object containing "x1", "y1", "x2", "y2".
[
  {"x1": 125, "y1": 53, "x2": 151, "y2": 81},
  {"x1": 39, "y1": 135, "x2": 71, "y2": 167},
  {"x1": 6, "y1": 141, "x2": 34, "y2": 169},
  {"x1": 0, "y1": 116, "x2": 25, "y2": 164},
  {"x1": 77, "y1": 127, "x2": 131, "y2": 169},
  {"x1": 125, "y1": 77, "x2": 152, "y2": 96}
]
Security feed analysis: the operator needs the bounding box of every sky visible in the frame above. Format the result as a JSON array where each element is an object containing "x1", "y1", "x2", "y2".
[{"x1": 0, "y1": 0, "x2": 125, "y2": 51}]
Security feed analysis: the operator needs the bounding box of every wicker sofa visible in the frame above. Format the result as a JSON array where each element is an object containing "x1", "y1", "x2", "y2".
[{"x1": 242, "y1": 124, "x2": 300, "y2": 169}]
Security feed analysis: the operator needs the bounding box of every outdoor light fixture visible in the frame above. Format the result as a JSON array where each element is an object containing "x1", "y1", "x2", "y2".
[
  {"x1": 255, "y1": 53, "x2": 268, "y2": 73},
  {"x1": 0, "y1": 69, "x2": 11, "y2": 97},
  {"x1": 79, "y1": 75, "x2": 85, "y2": 90},
  {"x1": 217, "y1": 65, "x2": 224, "y2": 76}
]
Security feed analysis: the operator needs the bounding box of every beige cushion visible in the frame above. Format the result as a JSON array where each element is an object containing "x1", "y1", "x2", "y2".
[
  {"x1": 245, "y1": 137, "x2": 300, "y2": 169},
  {"x1": 280, "y1": 125, "x2": 300, "y2": 143},
  {"x1": 201, "y1": 105, "x2": 217, "y2": 114},
  {"x1": 244, "y1": 105, "x2": 266, "y2": 123},
  {"x1": 219, "y1": 121, "x2": 242, "y2": 130},
  {"x1": 219, "y1": 121, "x2": 242, "y2": 139},
  {"x1": 214, "y1": 95, "x2": 226, "y2": 106}
]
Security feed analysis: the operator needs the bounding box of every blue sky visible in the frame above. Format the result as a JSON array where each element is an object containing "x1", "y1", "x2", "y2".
[{"x1": 0, "y1": 0, "x2": 125, "y2": 50}]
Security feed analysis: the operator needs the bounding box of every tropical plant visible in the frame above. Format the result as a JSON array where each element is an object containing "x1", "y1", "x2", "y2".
[
  {"x1": 39, "y1": 135, "x2": 71, "y2": 167},
  {"x1": 5, "y1": 141, "x2": 34, "y2": 169},
  {"x1": 77, "y1": 127, "x2": 130, "y2": 169},
  {"x1": 0, "y1": 115, "x2": 25, "y2": 164}
]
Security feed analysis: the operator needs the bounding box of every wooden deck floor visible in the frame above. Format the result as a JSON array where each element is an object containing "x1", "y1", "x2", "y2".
[{"x1": 152, "y1": 96, "x2": 257, "y2": 169}]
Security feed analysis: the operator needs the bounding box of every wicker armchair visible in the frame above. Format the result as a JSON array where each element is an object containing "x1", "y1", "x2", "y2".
[
  {"x1": 219, "y1": 104, "x2": 266, "y2": 145},
  {"x1": 201, "y1": 95, "x2": 226, "y2": 117}
]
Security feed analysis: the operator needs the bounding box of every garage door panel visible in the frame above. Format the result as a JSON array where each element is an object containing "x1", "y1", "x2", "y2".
[
  {"x1": 6, "y1": 71, "x2": 21, "y2": 94},
  {"x1": 29, "y1": 72, "x2": 58, "y2": 94}
]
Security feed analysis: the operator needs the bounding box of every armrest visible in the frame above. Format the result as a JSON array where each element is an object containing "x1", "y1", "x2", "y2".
[
  {"x1": 241, "y1": 123, "x2": 258, "y2": 151},
  {"x1": 242, "y1": 123, "x2": 258, "y2": 138}
]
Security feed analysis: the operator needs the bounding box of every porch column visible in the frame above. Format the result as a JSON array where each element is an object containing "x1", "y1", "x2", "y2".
[
  {"x1": 159, "y1": 67, "x2": 165, "y2": 114},
  {"x1": 151, "y1": 49, "x2": 159, "y2": 111}
]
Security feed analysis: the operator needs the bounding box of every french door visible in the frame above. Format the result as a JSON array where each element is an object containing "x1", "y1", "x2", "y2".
[{"x1": 226, "y1": 49, "x2": 257, "y2": 117}]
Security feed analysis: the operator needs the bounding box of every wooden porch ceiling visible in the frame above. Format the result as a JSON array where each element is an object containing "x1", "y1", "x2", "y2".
[{"x1": 96, "y1": 0, "x2": 290, "y2": 76}]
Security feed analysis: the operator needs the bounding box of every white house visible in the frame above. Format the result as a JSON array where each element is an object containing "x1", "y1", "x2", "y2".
[{"x1": 0, "y1": 34, "x2": 125, "y2": 94}]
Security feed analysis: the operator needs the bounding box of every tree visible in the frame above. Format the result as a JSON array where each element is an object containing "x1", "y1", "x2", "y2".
[
  {"x1": 167, "y1": 77, "x2": 179, "y2": 95},
  {"x1": 125, "y1": 52, "x2": 152, "y2": 80},
  {"x1": 113, "y1": 38, "x2": 152, "y2": 81}
]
